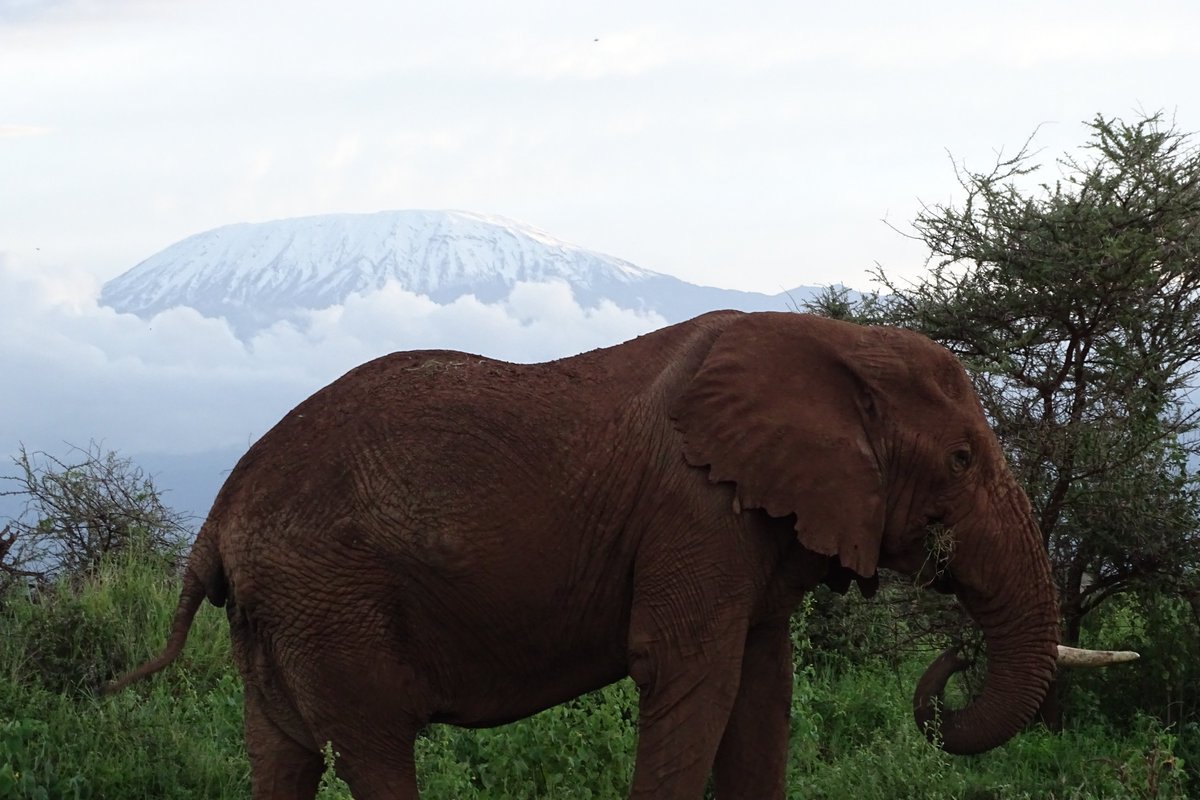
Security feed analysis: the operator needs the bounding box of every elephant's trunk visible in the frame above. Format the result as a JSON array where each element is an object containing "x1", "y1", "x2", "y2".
[{"x1": 912, "y1": 495, "x2": 1060, "y2": 755}]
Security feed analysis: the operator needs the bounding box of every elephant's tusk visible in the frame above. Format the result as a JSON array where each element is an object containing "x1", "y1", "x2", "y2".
[{"x1": 1056, "y1": 645, "x2": 1140, "y2": 667}]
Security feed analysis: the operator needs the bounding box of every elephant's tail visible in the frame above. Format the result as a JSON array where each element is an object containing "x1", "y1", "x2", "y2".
[{"x1": 104, "y1": 526, "x2": 226, "y2": 695}]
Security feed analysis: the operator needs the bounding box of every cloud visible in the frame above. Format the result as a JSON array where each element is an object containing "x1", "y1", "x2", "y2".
[
  {"x1": 244, "y1": 279, "x2": 664, "y2": 387},
  {"x1": 0, "y1": 0, "x2": 171, "y2": 25},
  {"x1": 0, "y1": 123, "x2": 51, "y2": 138},
  {"x1": 0, "y1": 255, "x2": 664, "y2": 460},
  {"x1": 0, "y1": 0, "x2": 66, "y2": 22}
]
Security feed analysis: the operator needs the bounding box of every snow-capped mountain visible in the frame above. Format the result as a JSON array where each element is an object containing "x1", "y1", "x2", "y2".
[{"x1": 100, "y1": 210, "x2": 822, "y2": 335}]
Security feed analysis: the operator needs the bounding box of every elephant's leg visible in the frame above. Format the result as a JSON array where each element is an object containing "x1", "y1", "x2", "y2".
[
  {"x1": 334, "y1": 737, "x2": 420, "y2": 800},
  {"x1": 244, "y1": 684, "x2": 323, "y2": 800},
  {"x1": 626, "y1": 585, "x2": 749, "y2": 798},
  {"x1": 300, "y1": 654, "x2": 426, "y2": 800},
  {"x1": 712, "y1": 619, "x2": 792, "y2": 799}
]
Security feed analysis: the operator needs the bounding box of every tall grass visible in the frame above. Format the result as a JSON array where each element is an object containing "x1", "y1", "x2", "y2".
[{"x1": 0, "y1": 553, "x2": 1188, "y2": 798}]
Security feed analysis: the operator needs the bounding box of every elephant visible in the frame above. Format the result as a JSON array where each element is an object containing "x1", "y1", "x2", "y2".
[{"x1": 111, "y1": 310, "x2": 1087, "y2": 799}]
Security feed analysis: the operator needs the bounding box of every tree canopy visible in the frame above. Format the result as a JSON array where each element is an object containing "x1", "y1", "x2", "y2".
[{"x1": 809, "y1": 112, "x2": 1200, "y2": 725}]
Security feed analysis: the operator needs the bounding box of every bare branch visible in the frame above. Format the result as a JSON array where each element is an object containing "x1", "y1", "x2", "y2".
[{"x1": 2, "y1": 441, "x2": 192, "y2": 582}]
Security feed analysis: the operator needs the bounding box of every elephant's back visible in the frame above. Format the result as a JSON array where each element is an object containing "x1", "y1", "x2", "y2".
[
  {"x1": 203, "y1": 311, "x2": 744, "y2": 577},
  {"x1": 209, "y1": 350, "x2": 578, "y2": 524}
]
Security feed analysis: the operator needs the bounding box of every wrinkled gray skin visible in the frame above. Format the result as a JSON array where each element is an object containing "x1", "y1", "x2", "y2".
[{"x1": 110, "y1": 311, "x2": 1059, "y2": 799}]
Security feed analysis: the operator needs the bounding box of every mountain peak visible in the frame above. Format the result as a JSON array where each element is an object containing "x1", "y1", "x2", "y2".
[
  {"x1": 100, "y1": 210, "x2": 659, "y2": 331},
  {"x1": 100, "y1": 209, "x2": 821, "y2": 338}
]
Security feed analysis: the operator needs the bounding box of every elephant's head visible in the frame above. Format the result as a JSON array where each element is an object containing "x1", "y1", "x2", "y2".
[{"x1": 672, "y1": 312, "x2": 1059, "y2": 754}]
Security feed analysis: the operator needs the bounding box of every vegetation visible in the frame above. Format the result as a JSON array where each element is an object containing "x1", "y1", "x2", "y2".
[
  {"x1": 0, "y1": 552, "x2": 1188, "y2": 799},
  {"x1": 1, "y1": 441, "x2": 190, "y2": 589}
]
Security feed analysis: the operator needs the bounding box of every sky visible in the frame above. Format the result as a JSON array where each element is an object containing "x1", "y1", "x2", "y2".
[
  {"x1": 4, "y1": 0, "x2": 1199, "y2": 293},
  {"x1": 3, "y1": 0, "x2": 1200, "y2": 516}
]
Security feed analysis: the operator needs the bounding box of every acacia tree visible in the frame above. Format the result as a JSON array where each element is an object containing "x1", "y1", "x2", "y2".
[{"x1": 810, "y1": 112, "x2": 1200, "y2": 714}]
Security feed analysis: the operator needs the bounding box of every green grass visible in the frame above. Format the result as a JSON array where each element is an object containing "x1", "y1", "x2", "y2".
[{"x1": 0, "y1": 554, "x2": 1190, "y2": 799}]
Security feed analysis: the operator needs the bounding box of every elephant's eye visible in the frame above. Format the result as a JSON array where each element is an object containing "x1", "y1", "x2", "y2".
[{"x1": 950, "y1": 448, "x2": 972, "y2": 474}]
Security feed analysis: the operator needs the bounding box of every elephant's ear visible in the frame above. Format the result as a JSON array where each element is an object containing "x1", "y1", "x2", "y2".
[{"x1": 671, "y1": 313, "x2": 885, "y2": 579}]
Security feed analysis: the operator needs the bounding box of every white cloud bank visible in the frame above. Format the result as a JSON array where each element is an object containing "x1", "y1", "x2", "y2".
[{"x1": 0, "y1": 255, "x2": 665, "y2": 458}]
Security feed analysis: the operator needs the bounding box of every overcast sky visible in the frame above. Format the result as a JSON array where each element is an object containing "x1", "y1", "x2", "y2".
[
  {"x1": 4, "y1": 0, "x2": 1199, "y2": 294},
  {"x1": 3, "y1": 0, "x2": 1200, "y2": 498}
]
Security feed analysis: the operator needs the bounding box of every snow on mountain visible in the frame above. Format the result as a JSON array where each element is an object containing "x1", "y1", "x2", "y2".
[{"x1": 100, "y1": 210, "x2": 823, "y2": 336}]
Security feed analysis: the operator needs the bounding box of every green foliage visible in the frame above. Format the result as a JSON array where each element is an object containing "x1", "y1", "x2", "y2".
[
  {"x1": 1064, "y1": 590, "x2": 1200, "y2": 789},
  {"x1": 17, "y1": 585, "x2": 128, "y2": 696},
  {"x1": 0, "y1": 717, "x2": 89, "y2": 799},
  {"x1": 0, "y1": 551, "x2": 1191, "y2": 798},
  {"x1": 316, "y1": 743, "x2": 353, "y2": 799},
  {"x1": 0, "y1": 549, "x2": 246, "y2": 799},
  {"x1": 414, "y1": 681, "x2": 638, "y2": 799},
  {"x1": 312, "y1": 685, "x2": 639, "y2": 799}
]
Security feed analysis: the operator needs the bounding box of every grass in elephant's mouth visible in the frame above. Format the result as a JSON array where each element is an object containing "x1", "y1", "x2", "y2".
[{"x1": 917, "y1": 522, "x2": 956, "y2": 587}]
